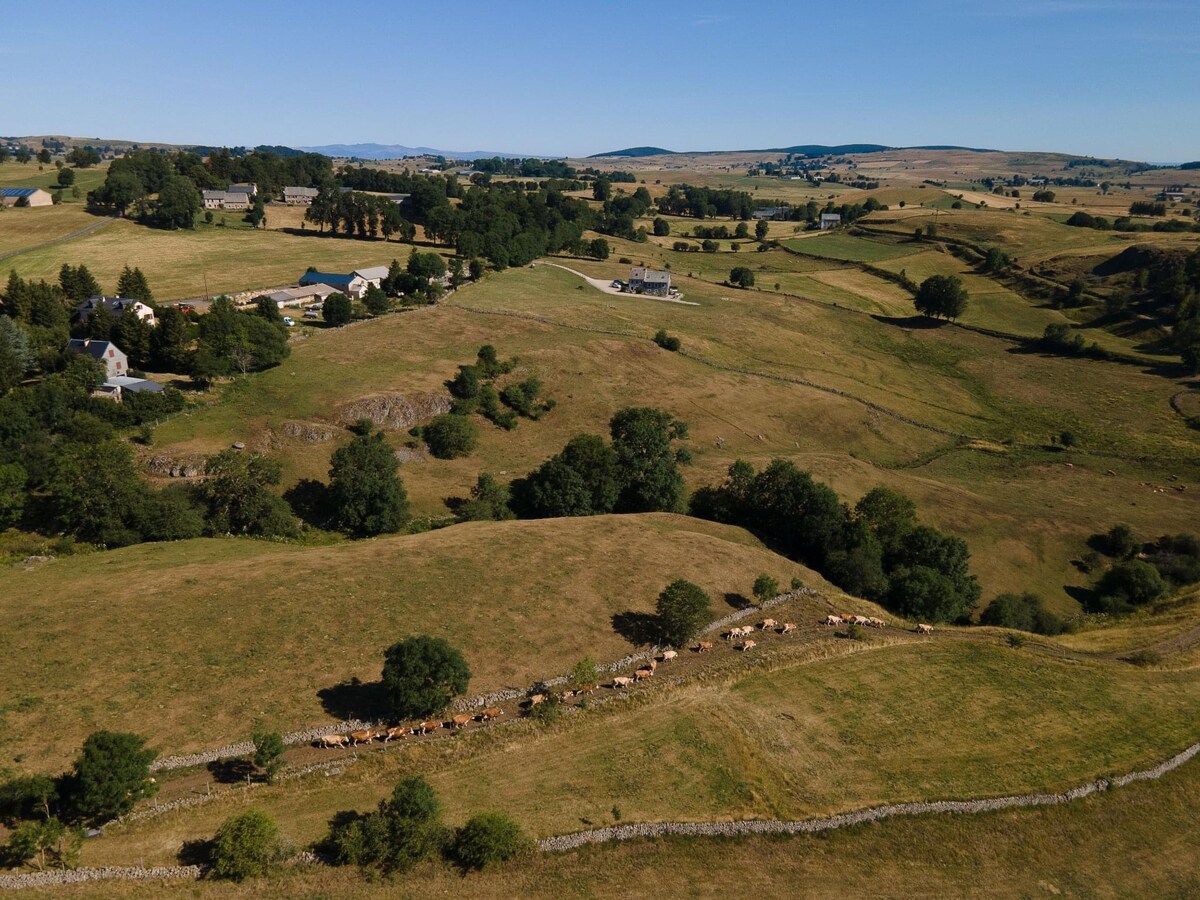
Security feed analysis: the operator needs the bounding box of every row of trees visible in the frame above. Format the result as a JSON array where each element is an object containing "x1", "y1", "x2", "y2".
[{"x1": 692, "y1": 461, "x2": 981, "y2": 623}]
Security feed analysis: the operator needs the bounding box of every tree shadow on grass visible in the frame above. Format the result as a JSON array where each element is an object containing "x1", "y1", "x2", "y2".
[
  {"x1": 1064, "y1": 584, "x2": 1097, "y2": 609},
  {"x1": 611, "y1": 611, "x2": 662, "y2": 647},
  {"x1": 724, "y1": 592, "x2": 752, "y2": 610},
  {"x1": 283, "y1": 478, "x2": 332, "y2": 529},
  {"x1": 318, "y1": 677, "x2": 391, "y2": 722},
  {"x1": 207, "y1": 758, "x2": 255, "y2": 784},
  {"x1": 178, "y1": 838, "x2": 213, "y2": 866}
]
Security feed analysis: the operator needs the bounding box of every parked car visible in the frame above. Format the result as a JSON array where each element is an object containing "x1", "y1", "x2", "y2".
[
  {"x1": 304, "y1": 310, "x2": 320, "y2": 319},
  {"x1": 282, "y1": 316, "x2": 295, "y2": 326}
]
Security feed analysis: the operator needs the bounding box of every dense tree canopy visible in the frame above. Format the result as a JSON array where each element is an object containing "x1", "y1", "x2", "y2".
[
  {"x1": 381, "y1": 636, "x2": 471, "y2": 719},
  {"x1": 328, "y1": 426, "x2": 409, "y2": 536}
]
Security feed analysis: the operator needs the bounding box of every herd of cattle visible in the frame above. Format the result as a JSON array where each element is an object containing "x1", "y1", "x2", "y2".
[{"x1": 313, "y1": 613, "x2": 934, "y2": 750}]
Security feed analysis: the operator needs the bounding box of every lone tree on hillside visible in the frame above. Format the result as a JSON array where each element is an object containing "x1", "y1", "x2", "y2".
[
  {"x1": 423, "y1": 413, "x2": 479, "y2": 459},
  {"x1": 381, "y1": 636, "x2": 471, "y2": 719},
  {"x1": 68, "y1": 731, "x2": 157, "y2": 824},
  {"x1": 655, "y1": 579, "x2": 712, "y2": 647},
  {"x1": 328, "y1": 425, "x2": 409, "y2": 536},
  {"x1": 752, "y1": 573, "x2": 779, "y2": 606},
  {"x1": 450, "y1": 813, "x2": 527, "y2": 871},
  {"x1": 914, "y1": 274, "x2": 969, "y2": 321},
  {"x1": 730, "y1": 266, "x2": 755, "y2": 288},
  {"x1": 252, "y1": 729, "x2": 286, "y2": 784},
  {"x1": 755, "y1": 219, "x2": 769, "y2": 241}
]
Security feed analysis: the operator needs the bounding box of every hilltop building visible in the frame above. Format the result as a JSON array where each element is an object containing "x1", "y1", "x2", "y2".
[{"x1": 628, "y1": 266, "x2": 671, "y2": 296}]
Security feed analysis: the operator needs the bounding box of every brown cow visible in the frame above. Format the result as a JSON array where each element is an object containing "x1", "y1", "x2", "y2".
[
  {"x1": 350, "y1": 729, "x2": 377, "y2": 746},
  {"x1": 557, "y1": 689, "x2": 577, "y2": 701},
  {"x1": 738, "y1": 640, "x2": 757, "y2": 652},
  {"x1": 695, "y1": 640, "x2": 713, "y2": 653},
  {"x1": 479, "y1": 707, "x2": 505, "y2": 721},
  {"x1": 760, "y1": 618, "x2": 778, "y2": 630},
  {"x1": 611, "y1": 676, "x2": 633, "y2": 689},
  {"x1": 416, "y1": 721, "x2": 440, "y2": 734},
  {"x1": 451, "y1": 713, "x2": 473, "y2": 728},
  {"x1": 317, "y1": 733, "x2": 349, "y2": 749},
  {"x1": 574, "y1": 684, "x2": 596, "y2": 695},
  {"x1": 528, "y1": 693, "x2": 547, "y2": 706},
  {"x1": 916, "y1": 623, "x2": 934, "y2": 634},
  {"x1": 633, "y1": 667, "x2": 654, "y2": 681},
  {"x1": 780, "y1": 622, "x2": 797, "y2": 633},
  {"x1": 382, "y1": 726, "x2": 409, "y2": 742}
]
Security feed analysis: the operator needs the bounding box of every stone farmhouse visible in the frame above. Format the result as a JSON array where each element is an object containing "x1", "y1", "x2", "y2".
[
  {"x1": 628, "y1": 266, "x2": 671, "y2": 296},
  {"x1": 76, "y1": 296, "x2": 157, "y2": 327}
]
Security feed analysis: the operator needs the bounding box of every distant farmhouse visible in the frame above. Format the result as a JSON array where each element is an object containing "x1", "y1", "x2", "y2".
[
  {"x1": 752, "y1": 206, "x2": 789, "y2": 220},
  {"x1": 819, "y1": 212, "x2": 842, "y2": 230},
  {"x1": 76, "y1": 296, "x2": 157, "y2": 327},
  {"x1": 202, "y1": 182, "x2": 258, "y2": 210},
  {"x1": 1160, "y1": 190, "x2": 1187, "y2": 201},
  {"x1": 628, "y1": 266, "x2": 671, "y2": 296},
  {"x1": 1, "y1": 187, "x2": 53, "y2": 207},
  {"x1": 265, "y1": 284, "x2": 337, "y2": 309},
  {"x1": 299, "y1": 266, "x2": 390, "y2": 300},
  {"x1": 66, "y1": 338, "x2": 163, "y2": 401},
  {"x1": 283, "y1": 186, "x2": 319, "y2": 205}
]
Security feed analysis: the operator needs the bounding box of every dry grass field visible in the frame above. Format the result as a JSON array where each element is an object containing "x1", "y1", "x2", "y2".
[{"x1": 0, "y1": 514, "x2": 817, "y2": 768}]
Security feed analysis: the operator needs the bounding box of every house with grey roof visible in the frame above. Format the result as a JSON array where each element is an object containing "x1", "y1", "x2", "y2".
[
  {"x1": 67, "y1": 338, "x2": 129, "y2": 379},
  {"x1": 283, "y1": 186, "x2": 319, "y2": 205},
  {"x1": 628, "y1": 266, "x2": 671, "y2": 296},
  {"x1": 1, "y1": 187, "x2": 53, "y2": 207},
  {"x1": 819, "y1": 212, "x2": 842, "y2": 230},
  {"x1": 77, "y1": 296, "x2": 157, "y2": 327},
  {"x1": 298, "y1": 265, "x2": 390, "y2": 299}
]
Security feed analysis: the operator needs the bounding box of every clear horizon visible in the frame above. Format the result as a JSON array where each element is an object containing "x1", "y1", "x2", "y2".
[{"x1": 5, "y1": 0, "x2": 1198, "y2": 162}]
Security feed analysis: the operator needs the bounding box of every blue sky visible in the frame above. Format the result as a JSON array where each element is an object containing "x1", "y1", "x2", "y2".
[{"x1": 5, "y1": 0, "x2": 1197, "y2": 160}]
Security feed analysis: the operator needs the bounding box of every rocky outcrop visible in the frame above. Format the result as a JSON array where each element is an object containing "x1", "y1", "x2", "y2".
[
  {"x1": 280, "y1": 421, "x2": 337, "y2": 443},
  {"x1": 336, "y1": 392, "x2": 451, "y2": 430},
  {"x1": 144, "y1": 455, "x2": 207, "y2": 478}
]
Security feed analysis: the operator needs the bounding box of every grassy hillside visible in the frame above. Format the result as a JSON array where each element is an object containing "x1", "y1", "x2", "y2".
[
  {"x1": 77, "y1": 634, "x2": 1200, "y2": 869},
  {"x1": 144, "y1": 263, "x2": 1199, "y2": 614},
  {"x1": 0, "y1": 514, "x2": 817, "y2": 768},
  {"x1": 0, "y1": 217, "x2": 409, "y2": 300},
  {"x1": 60, "y1": 757, "x2": 1200, "y2": 898}
]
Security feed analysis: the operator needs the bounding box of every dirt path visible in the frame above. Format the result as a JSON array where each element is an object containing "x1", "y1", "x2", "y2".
[
  {"x1": 536, "y1": 261, "x2": 700, "y2": 306},
  {"x1": 0, "y1": 214, "x2": 117, "y2": 262}
]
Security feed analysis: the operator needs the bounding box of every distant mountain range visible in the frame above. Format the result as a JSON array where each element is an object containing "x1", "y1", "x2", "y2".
[
  {"x1": 589, "y1": 143, "x2": 997, "y2": 158},
  {"x1": 296, "y1": 143, "x2": 542, "y2": 161}
]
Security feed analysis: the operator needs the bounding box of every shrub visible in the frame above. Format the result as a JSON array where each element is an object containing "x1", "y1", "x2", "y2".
[
  {"x1": 569, "y1": 657, "x2": 600, "y2": 689},
  {"x1": 653, "y1": 329, "x2": 681, "y2": 351},
  {"x1": 1090, "y1": 559, "x2": 1168, "y2": 614},
  {"x1": 451, "y1": 813, "x2": 527, "y2": 871},
  {"x1": 1123, "y1": 649, "x2": 1162, "y2": 667},
  {"x1": 209, "y1": 809, "x2": 284, "y2": 881},
  {"x1": 525, "y1": 693, "x2": 560, "y2": 724},
  {"x1": 846, "y1": 623, "x2": 867, "y2": 641},
  {"x1": 980, "y1": 592, "x2": 1064, "y2": 635},
  {"x1": 1095, "y1": 523, "x2": 1138, "y2": 559},
  {"x1": 424, "y1": 414, "x2": 479, "y2": 459},
  {"x1": 729, "y1": 266, "x2": 755, "y2": 288},
  {"x1": 752, "y1": 573, "x2": 779, "y2": 605},
  {"x1": 251, "y1": 730, "x2": 285, "y2": 784},
  {"x1": 1006, "y1": 633, "x2": 1027, "y2": 649},
  {"x1": 322, "y1": 292, "x2": 353, "y2": 326},
  {"x1": 381, "y1": 636, "x2": 471, "y2": 719}
]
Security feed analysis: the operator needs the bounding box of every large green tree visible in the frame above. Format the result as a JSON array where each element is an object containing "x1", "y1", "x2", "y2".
[
  {"x1": 209, "y1": 809, "x2": 284, "y2": 881},
  {"x1": 68, "y1": 731, "x2": 157, "y2": 824},
  {"x1": 196, "y1": 450, "x2": 296, "y2": 537},
  {"x1": 609, "y1": 407, "x2": 688, "y2": 513},
  {"x1": 914, "y1": 274, "x2": 969, "y2": 320},
  {"x1": 328, "y1": 426, "x2": 409, "y2": 536},
  {"x1": 152, "y1": 175, "x2": 201, "y2": 229},
  {"x1": 655, "y1": 578, "x2": 712, "y2": 647},
  {"x1": 381, "y1": 636, "x2": 471, "y2": 719}
]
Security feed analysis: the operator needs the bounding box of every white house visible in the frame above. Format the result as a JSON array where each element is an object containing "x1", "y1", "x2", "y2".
[
  {"x1": 283, "y1": 186, "x2": 319, "y2": 205},
  {"x1": 202, "y1": 184, "x2": 256, "y2": 210},
  {"x1": 67, "y1": 338, "x2": 128, "y2": 379},
  {"x1": 819, "y1": 213, "x2": 842, "y2": 230},
  {"x1": 77, "y1": 296, "x2": 157, "y2": 327},
  {"x1": 298, "y1": 266, "x2": 390, "y2": 300}
]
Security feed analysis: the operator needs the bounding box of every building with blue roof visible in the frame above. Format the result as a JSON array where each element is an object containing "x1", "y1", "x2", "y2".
[{"x1": 0, "y1": 187, "x2": 53, "y2": 207}]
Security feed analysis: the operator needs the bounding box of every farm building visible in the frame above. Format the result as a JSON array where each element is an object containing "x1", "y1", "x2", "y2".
[
  {"x1": 819, "y1": 213, "x2": 842, "y2": 230},
  {"x1": 67, "y1": 338, "x2": 128, "y2": 379},
  {"x1": 98, "y1": 375, "x2": 165, "y2": 402},
  {"x1": 0, "y1": 187, "x2": 53, "y2": 207},
  {"x1": 202, "y1": 183, "x2": 257, "y2": 210},
  {"x1": 1160, "y1": 190, "x2": 1187, "y2": 201},
  {"x1": 752, "y1": 206, "x2": 789, "y2": 220},
  {"x1": 298, "y1": 266, "x2": 389, "y2": 300},
  {"x1": 227, "y1": 182, "x2": 257, "y2": 198},
  {"x1": 265, "y1": 284, "x2": 337, "y2": 308},
  {"x1": 628, "y1": 266, "x2": 671, "y2": 296},
  {"x1": 283, "y1": 186, "x2": 318, "y2": 205},
  {"x1": 76, "y1": 296, "x2": 157, "y2": 327}
]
